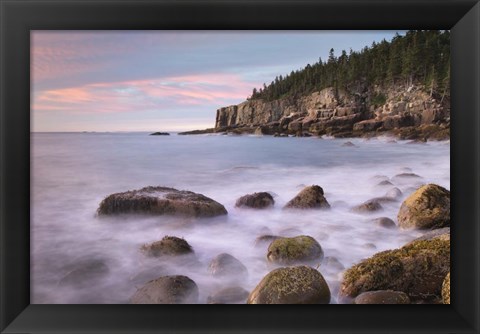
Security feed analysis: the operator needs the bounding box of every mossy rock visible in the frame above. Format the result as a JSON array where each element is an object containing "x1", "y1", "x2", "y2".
[
  {"x1": 267, "y1": 235, "x2": 324, "y2": 265},
  {"x1": 397, "y1": 184, "x2": 450, "y2": 229},
  {"x1": 283, "y1": 185, "x2": 330, "y2": 209},
  {"x1": 442, "y1": 272, "x2": 450, "y2": 304},
  {"x1": 131, "y1": 275, "x2": 198, "y2": 304},
  {"x1": 354, "y1": 290, "x2": 410, "y2": 304},
  {"x1": 340, "y1": 238, "x2": 450, "y2": 302},
  {"x1": 235, "y1": 192, "x2": 274, "y2": 209},
  {"x1": 207, "y1": 286, "x2": 249, "y2": 304},
  {"x1": 140, "y1": 236, "x2": 193, "y2": 257},
  {"x1": 208, "y1": 253, "x2": 248, "y2": 279},
  {"x1": 247, "y1": 266, "x2": 331, "y2": 304},
  {"x1": 97, "y1": 186, "x2": 227, "y2": 218}
]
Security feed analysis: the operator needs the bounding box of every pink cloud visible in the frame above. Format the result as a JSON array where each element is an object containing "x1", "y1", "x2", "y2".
[{"x1": 32, "y1": 73, "x2": 254, "y2": 114}]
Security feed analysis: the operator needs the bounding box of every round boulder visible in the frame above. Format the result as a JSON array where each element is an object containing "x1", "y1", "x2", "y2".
[
  {"x1": 247, "y1": 266, "x2": 330, "y2": 304},
  {"x1": 442, "y1": 272, "x2": 450, "y2": 304},
  {"x1": 140, "y1": 236, "x2": 193, "y2": 257},
  {"x1": 397, "y1": 184, "x2": 450, "y2": 229},
  {"x1": 283, "y1": 185, "x2": 330, "y2": 209},
  {"x1": 235, "y1": 192, "x2": 274, "y2": 209},
  {"x1": 131, "y1": 275, "x2": 198, "y2": 304},
  {"x1": 208, "y1": 253, "x2": 248, "y2": 279},
  {"x1": 351, "y1": 200, "x2": 383, "y2": 213},
  {"x1": 267, "y1": 235, "x2": 324, "y2": 265},
  {"x1": 340, "y1": 238, "x2": 450, "y2": 302},
  {"x1": 97, "y1": 186, "x2": 227, "y2": 218},
  {"x1": 354, "y1": 290, "x2": 410, "y2": 304},
  {"x1": 370, "y1": 217, "x2": 396, "y2": 229},
  {"x1": 254, "y1": 235, "x2": 281, "y2": 248},
  {"x1": 207, "y1": 286, "x2": 249, "y2": 304}
]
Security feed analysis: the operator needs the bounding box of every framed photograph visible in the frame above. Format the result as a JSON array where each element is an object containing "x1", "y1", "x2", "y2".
[{"x1": 1, "y1": 0, "x2": 479, "y2": 333}]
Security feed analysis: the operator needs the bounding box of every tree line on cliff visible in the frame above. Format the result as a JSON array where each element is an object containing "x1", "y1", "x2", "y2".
[{"x1": 249, "y1": 30, "x2": 450, "y2": 102}]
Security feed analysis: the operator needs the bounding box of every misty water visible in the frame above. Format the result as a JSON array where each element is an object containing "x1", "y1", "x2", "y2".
[{"x1": 31, "y1": 132, "x2": 450, "y2": 304}]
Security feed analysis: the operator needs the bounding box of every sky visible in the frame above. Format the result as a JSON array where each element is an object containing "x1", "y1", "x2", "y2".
[{"x1": 31, "y1": 31, "x2": 403, "y2": 132}]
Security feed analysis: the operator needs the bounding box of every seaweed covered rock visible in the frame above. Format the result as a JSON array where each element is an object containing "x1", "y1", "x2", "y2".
[
  {"x1": 140, "y1": 236, "x2": 193, "y2": 257},
  {"x1": 131, "y1": 275, "x2": 198, "y2": 304},
  {"x1": 354, "y1": 290, "x2": 410, "y2": 304},
  {"x1": 207, "y1": 286, "x2": 249, "y2": 304},
  {"x1": 235, "y1": 192, "x2": 274, "y2": 209},
  {"x1": 267, "y1": 235, "x2": 324, "y2": 265},
  {"x1": 442, "y1": 272, "x2": 450, "y2": 304},
  {"x1": 283, "y1": 185, "x2": 330, "y2": 209},
  {"x1": 97, "y1": 186, "x2": 227, "y2": 218},
  {"x1": 247, "y1": 266, "x2": 330, "y2": 304},
  {"x1": 397, "y1": 184, "x2": 450, "y2": 229},
  {"x1": 340, "y1": 238, "x2": 450, "y2": 302},
  {"x1": 208, "y1": 253, "x2": 248, "y2": 279}
]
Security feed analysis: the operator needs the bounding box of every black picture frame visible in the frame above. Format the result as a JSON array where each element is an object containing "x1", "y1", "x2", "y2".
[{"x1": 1, "y1": 0, "x2": 479, "y2": 333}]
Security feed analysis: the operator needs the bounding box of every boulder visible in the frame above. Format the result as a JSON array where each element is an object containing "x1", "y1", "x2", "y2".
[
  {"x1": 267, "y1": 235, "x2": 324, "y2": 265},
  {"x1": 140, "y1": 236, "x2": 193, "y2": 257},
  {"x1": 341, "y1": 141, "x2": 356, "y2": 147},
  {"x1": 208, "y1": 253, "x2": 248, "y2": 278},
  {"x1": 247, "y1": 266, "x2": 331, "y2": 304},
  {"x1": 340, "y1": 238, "x2": 450, "y2": 302},
  {"x1": 131, "y1": 275, "x2": 199, "y2": 304},
  {"x1": 150, "y1": 132, "x2": 170, "y2": 136},
  {"x1": 351, "y1": 200, "x2": 383, "y2": 213},
  {"x1": 377, "y1": 180, "x2": 394, "y2": 186},
  {"x1": 207, "y1": 286, "x2": 249, "y2": 304},
  {"x1": 392, "y1": 173, "x2": 422, "y2": 181},
  {"x1": 397, "y1": 184, "x2": 450, "y2": 229},
  {"x1": 97, "y1": 186, "x2": 227, "y2": 218},
  {"x1": 354, "y1": 290, "x2": 410, "y2": 304},
  {"x1": 385, "y1": 187, "x2": 402, "y2": 199},
  {"x1": 370, "y1": 217, "x2": 396, "y2": 229},
  {"x1": 442, "y1": 272, "x2": 450, "y2": 304},
  {"x1": 407, "y1": 227, "x2": 450, "y2": 246},
  {"x1": 235, "y1": 192, "x2": 274, "y2": 209},
  {"x1": 322, "y1": 256, "x2": 345, "y2": 271},
  {"x1": 254, "y1": 235, "x2": 281, "y2": 248},
  {"x1": 283, "y1": 185, "x2": 330, "y2": 209}
]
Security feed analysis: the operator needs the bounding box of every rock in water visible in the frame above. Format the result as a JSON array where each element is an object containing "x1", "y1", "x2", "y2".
[
  {"x1": 351, "y1": 200, "x2": 383, "y2": 213},
  {"x1": 442, "y1": 272, "x2": 450, "y2": 304},
  {"x1": 97, "y1": 186, "x2": 227, "y2": 218},
  {"x1": 131, "y1": 275, "x2": 198, "y2": 304},
  {"x1": 406, "y1": 227, "x2": 450, "y2": 246},
  {"x1": 150, "y1": 132, "x2": 170, "y2": 136},
  {"x1": 58, "y1": 259, "x2": 109, "y2": 287},
  {"x1": 370, "y1": 217, "x2": 396, "y2": 229},
  {"x1": 397, "y1": 184, "x2": 450, "y2": 229},
  {"x1": 247, "y1": 266, "x2": 330, "y2": 304},
  {"x1": 283, "y1": 185, "x2": 330, "y2": 209},
  {"x1": 340, "y1": 238, "x2": 450, "y2": 302},
  {"x1": 208, "y1": 253, "x2": 248, "y2": 279},
  {"x1": 207, "y1": 286, "x2": 249, "y2": 304},
  {"x1": 354, "y1": 290, "x2": 410, "y2": 304},
  {"x1": 235, "y1": 192, "x2": 274, "y2": 209},
  {"x1": 140, "y1": 236, "x2": 193, "y2": 257},
  {"x1": 267, "y1": 235, "x2": 324, "y2": 265}
]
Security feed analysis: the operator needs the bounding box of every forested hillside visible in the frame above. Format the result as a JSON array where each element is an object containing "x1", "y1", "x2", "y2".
[{"x1": 249, "y1": 30, "x2": 450, "y2": 102}]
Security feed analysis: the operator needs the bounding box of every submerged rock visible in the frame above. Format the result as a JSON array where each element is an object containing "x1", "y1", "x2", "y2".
[
  {"x1": 131, "y1": 275, "x2": 198, "y2": 304},
  {"x1": 254, "y1": 235, "x2": 281, "y2": 248},
  {"x1": 97, "y1": 186, "x2": 227, "y2": 218},
  {"x1": 322, "y1": 256, "x2": 345, "y2": 271},
  {"x1": 340, "y1": 238, "x2": 450, "y2": 302},
  {"x1": 267, "y1": 235, "x2": 324, "y2": 265},
  {"x1": 207, "y1": 286, "x2": 249, "y2": 304},
  {"x1": 354, "y1": 290, "x2": 410, "y2": 304},
  {"x1": 59, "y1": 259, "x2": 109, "y2": 287},
  {"x1": 247, "y1": 266, "x2": 330, "y2": 304},
  {"x1": 140, "y1": 236, "x2": 193, "y2": 257},
  {"x1": 442, "y1": 272, "x2": 450, "y2": 304},
  {"x1": 377, "y1": 180, "x2": 394, "y2": 186},
  {"x1": 370, "y1": 217, "x2": 396, "y2": 229},
  {"x1": 406, "y1": 227, "x2": 450, "y2": 245},
  {"x1": 208, "y1": 253, "x2": 248, "y2": 279},
  {"x1": 397, "y1": 184, "x2": 450, "y2": 229},
  {"x1": 351, "y1": 200, "x2": 383, "y2": 213},
  {"x1": 150, "y1": 132, "x2": 170, "y2": 136},
  {"x1": 283, "y1": 185, "x2": 330, "y2": 209},
  {"x1": 235, "y1": 192, "x2": 274, "y2": 209}
]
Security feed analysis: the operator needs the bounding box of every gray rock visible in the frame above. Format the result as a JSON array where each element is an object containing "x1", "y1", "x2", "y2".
[
  {"x1": 371, "y1": 217, "x2": 396, "y2": 229},
  {"x1": 140, "y1": 236, "x2": 193, "y2": 257},
  {"x1": 235, "y1": 192, "x2": 274, "y2": 209},
  {"x1": 59, "y1": 259, "x2": 109, "y2": 287},
  {"x1": 351, "y1": 200, "x2": 383, "y2": 213},
  {"x1": 284, "y1": 185, "x2": 330, "y2": 210},
  {"x1": 208, "y1": 253, "x2": 248, "y2": 278},
  {"x1": 131, "y1": 275, "x2": 199, "y2": 304}
]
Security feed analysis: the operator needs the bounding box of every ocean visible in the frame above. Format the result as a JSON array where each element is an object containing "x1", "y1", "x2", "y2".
[{"x1": 31, "y1": 132, "x2": 450, "y2": 304}]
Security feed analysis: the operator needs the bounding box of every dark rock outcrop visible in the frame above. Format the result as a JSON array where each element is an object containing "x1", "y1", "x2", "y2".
[
  {"x1": 97, "y1": 186, "x2": 227, "y2": 218},
  {"x1": 267, "y1": 235, "x2": 324, "y2": 265},
  {"x1": 247, "y1": 266, "x2": 330, "y2": 304},
  {"x1": 235, "y1": 192, "x2": 274, "y2": 209},
  {"x1": 284, "y1": 185, "x2": 330, "y2": 210},
  {"x1": 397, "y1": 184, "x2": 450, "y2": 229},
  {"x1": 131, "y1": 275, "x2": 199, "y2": 304}
]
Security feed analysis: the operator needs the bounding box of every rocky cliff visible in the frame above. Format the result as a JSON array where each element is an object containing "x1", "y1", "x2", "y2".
[{"x1": 208, "y1": 83, "x2": 450, "y2": 140}]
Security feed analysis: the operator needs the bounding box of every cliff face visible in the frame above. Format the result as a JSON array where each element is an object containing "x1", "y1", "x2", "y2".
[{"x1": 213, "y1": 84, "x2": 450, "y2": 139}]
